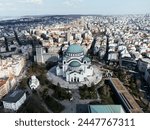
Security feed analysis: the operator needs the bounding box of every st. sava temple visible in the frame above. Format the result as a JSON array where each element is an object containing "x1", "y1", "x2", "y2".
[{"x1": 48, "y1": 43, "x2": 102, "y2": 89}]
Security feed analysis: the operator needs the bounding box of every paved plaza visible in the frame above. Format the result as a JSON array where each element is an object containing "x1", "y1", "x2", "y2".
[{"x1": 47, "y1": 65, "x2": 102, "y2": 89}]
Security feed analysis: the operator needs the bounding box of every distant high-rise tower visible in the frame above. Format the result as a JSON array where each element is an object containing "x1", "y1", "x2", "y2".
[
  {"x1": 34, "y1": 47, "x2": 44, "y2": 63},
  {"x1": 67, "y1": 31, "x2": 71, "y2": 42},
  {"x1": 66, "y1": 31, "x2": 73, "y2": 42}
]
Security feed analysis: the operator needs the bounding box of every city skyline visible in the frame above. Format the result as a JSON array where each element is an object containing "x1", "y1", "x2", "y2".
[{"x1": 0, "y1": 0, "x2": 150, "y2": 16}]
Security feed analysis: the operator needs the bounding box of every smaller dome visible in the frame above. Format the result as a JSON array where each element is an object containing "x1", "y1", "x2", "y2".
[
  {"x1": 69, "y1": 61, "x2": 81, "y2": 67},
  {"x1": 83, "y1": 57, "x2": 91, "y2": 62},
  {"x1": 31, "y1": 75, "x2": 36, "y2": 80}
]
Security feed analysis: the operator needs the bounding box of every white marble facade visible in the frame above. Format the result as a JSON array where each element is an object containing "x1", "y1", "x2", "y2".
[{"x1": 56, "y1": 44, "x2": 93, "y2": 83}]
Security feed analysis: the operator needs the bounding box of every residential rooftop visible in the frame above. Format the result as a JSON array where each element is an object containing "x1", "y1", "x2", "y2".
[
  {"x1": 0, "y1": 79, "x2": 7, "y2": 88},
  {"x1": 3, "y1": 90, "x2": 25, "y2": 103}
]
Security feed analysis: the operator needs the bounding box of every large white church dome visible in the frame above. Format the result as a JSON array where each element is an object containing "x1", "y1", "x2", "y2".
[{"x1": 65, "y1": 44, "x2": 84, "y2": 57}]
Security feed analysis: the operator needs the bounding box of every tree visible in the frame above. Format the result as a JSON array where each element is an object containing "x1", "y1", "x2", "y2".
[
  {"x1": 41, "y1": 88, "x2": 49, "y2": 99},
  {"x1": 89, "y1": 82, "x2": 95, "y2": 91},
  {"x1": 19, "y1": 78, "x2": 28, "y2": 89}
]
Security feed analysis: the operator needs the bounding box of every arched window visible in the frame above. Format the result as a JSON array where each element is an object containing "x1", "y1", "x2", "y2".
[
  {"x1": 84, "y1": 61, "x2": 87, "y2": 64},
  {"x1": 74, "y1": 77, "x2": 76, "y2": 82},
  {"x1": 71, "y1": 78, "x2": 73, "y2": 82}
]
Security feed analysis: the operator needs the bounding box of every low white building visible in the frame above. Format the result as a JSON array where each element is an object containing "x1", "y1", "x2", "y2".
[
  {"x1": 118, "y1": 44, "x2": 127, "y2": 52},
  {"x1": 108, "y1": 43, "x2": 117, "y2": 52},
  {"x1": 139, "y1": 46, "x2": 147, "y2": 54},
  {"x1": 138, "y1": 58, "x2": 150, "y2": 73},
  {"x1": 146, "y1": 52, "x2": 150, "y2": 58},
  {"x1": 130, "y1": 51, "x2": 142, "y2": 61},
  {"x1": 128, "y1": 45, "x2": 136, "y2": 52},
  {"x1": 99, "y1": 47, "x2": 106, "y2": 59},
  {"x1": 3, "y1": 90, "x2": 26, "y2": 111},
  {"x1": 29, "y1": 75, "x2": 40, "y2": 89},
  {"x1": 120, "y1": 49, "x2": 131, "y2": 58},
  {"x1": 108, "y1": 52, "x2": 118, "y2": 61},
  {"x1": 94, "y1": 42, "x2": 100, "y2": 54},
  {"x1": 0, "y1": 46, "x2": 6, "y2": 52}
]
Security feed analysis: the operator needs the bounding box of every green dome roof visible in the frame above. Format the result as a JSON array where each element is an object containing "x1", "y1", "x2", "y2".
[
  {"x1": 66, "y1": 44, "x2": 84, "y2": 54},
  {"x1": 69, "y1": 61, "x2": 81, "y2": 67},
  {"x1": 83, "y1": 57, "x2": 91, "y2": 62}
]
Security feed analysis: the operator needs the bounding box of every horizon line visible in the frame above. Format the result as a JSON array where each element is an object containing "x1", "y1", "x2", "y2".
[{"x1": 1, "y1": 13, "x2": 150, "y2": 18}]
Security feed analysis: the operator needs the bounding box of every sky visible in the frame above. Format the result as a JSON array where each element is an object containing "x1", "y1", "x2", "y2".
[{"x1": 0, "y1": 0, "x2": 150, "y2": 16}]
